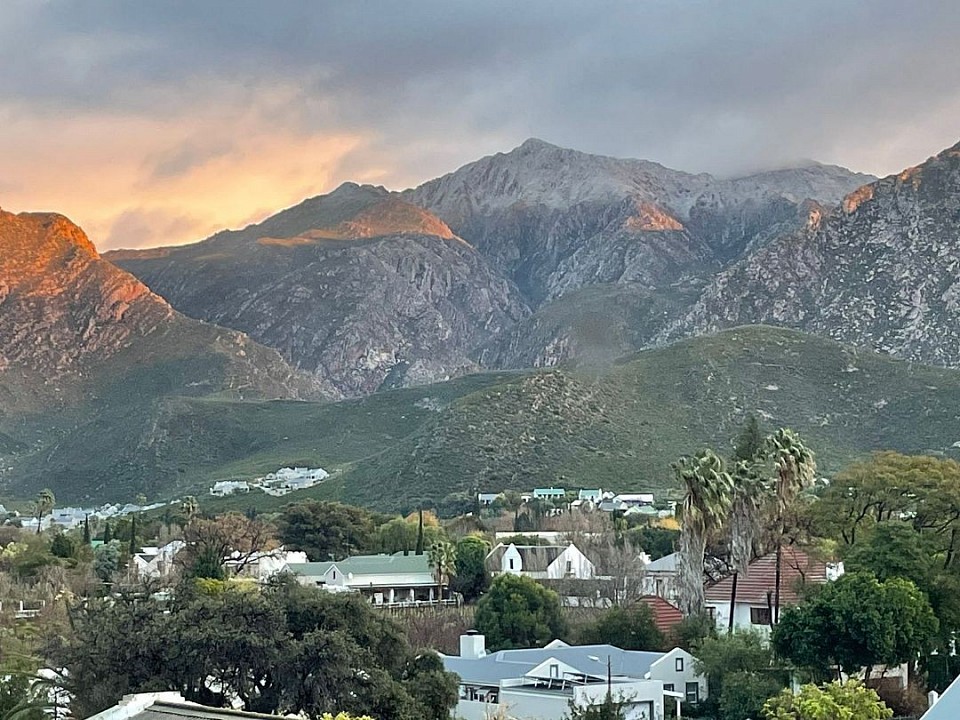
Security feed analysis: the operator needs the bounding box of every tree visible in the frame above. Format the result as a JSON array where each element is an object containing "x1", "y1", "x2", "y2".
[
  {"x1": 428, "y1": 540, "x2": 457, "y2": 593},
  {"x1": 278, "y1": 501, "x2": 375, "y2": 560},
  {"x1": 180, "y1": 496, "x2": 199, "y2": 521},
  {"x1": 180, "y1": 512, "x2": 278, "y2": 579},
  {"x1": 577, "y1": 604, "x2": 665, "y2": 651},
  {"x1": 82, "y1": 516, "x2": 91, "y2": 545},
  {"x1": 726, "y1": 459, "x2": 770, "y2": 632},
  {"x1": 733, "y1": 414, "x2": 764, "y2": 463},
  {"x1": 475, "y1": 574, "x2": 567, "y2": 650},
  {"x1": 767, "y1": 428, "x2": 816, "y2": 623},
  {"x1": 675, "y1": 449, "x2": 734, "y2": 615},
  {"x1": 32, "y1": 490, "x2": 55, "y2": 534},
  {"x1": 772, "y1": 573, "x2": 938, "y2": 680},
  {"x1": 415, "y1": 508, "x2": 425, "y2": 555},
  {"x1": 93, "y1": 541, "x2": 122, "y2": 583},
  {"x1": 50, "y1": 533, "x2": 76, "y2": 560},
  {"x1": 450, "y1": 535, "x2": 490, "y2": 601},
  {"x1": 762, "y1": 681, "x2": 892, "y2": 720},
  {"x1": 128, "y1": 513, "x2": 138, "y2": 556},
  {"x1": 102, "y1": 522, "x2": 113, "y2": 544},
  {"x1": 694, "y1": 630, "x2": 785, "y2": 720},
  {"x1": 47, "y1": 578, "x2": 457, "y2": 720},
  {"x1": 566, "y1": 696, "x2": 631, "y2": 720}
]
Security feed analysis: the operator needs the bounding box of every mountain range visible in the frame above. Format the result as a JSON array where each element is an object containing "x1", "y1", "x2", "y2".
[{"x1": 3, "y1": 137, "x2": 960, "y2": 505}]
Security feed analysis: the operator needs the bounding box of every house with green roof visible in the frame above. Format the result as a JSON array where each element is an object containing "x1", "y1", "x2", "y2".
[{"x1": 282, "y1": 551, "x2": 452, "y2": 607}]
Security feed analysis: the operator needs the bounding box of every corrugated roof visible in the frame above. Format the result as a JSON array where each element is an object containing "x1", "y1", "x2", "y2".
[
  {"x1": 443, "y1": 644, "x2": 666, "y2": 686},
  {"x1": 923, "y1": 673, "x2": 960, "y2": 719},
  {"x1": 286, "y1": 552, "x2": 431, "y2": 578},
  {"x1": 704, "y1": 547, "x2": 829, "y2": 605},
  {"x1": 644, "y1": 552, "x2": 679, "y2": 573}
]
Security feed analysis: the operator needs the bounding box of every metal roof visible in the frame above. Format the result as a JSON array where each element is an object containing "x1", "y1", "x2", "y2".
[
  {"x1": 923, "y1": 673, "x2": 960, "y2": 719},
  {"x1": 443, "y1": 644, "x2": 666, "y2": 686},
  {"x1": 286, "y1": 551, "x2": 432, "y2": 578}
]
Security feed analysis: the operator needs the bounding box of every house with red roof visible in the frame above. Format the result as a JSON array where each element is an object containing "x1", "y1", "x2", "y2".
[
  {"x1": 704, "y1": 547, "x2": 843, "y2": 634},
  {"x1": 639, "y1": 595, "x2": 685, "y2": 637}
]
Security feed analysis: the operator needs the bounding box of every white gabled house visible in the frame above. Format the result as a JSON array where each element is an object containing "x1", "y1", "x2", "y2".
[
  {"x1": 486, "y1": 542, "x2": 595, "y2": 580},
  {"x1": 282, "y1": 551, "x2": 452, "y2": 606},
  {"x1": 443, "y1": 633, "x2": 708, "y2": 720},
  {"x1": 132, "y1": 540, "x2": 185, "y2": 580}
]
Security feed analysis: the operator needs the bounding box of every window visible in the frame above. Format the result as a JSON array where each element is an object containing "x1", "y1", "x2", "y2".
[
  {"x1": 750, "y1": 606, "x2": 772, "y2": 625},
  {"x1": 675, "y1": 657, "x2": 684, "y2": 672},
  {"x1": 549, "y1": 664, "x2": 559, "y2": 678},
  {"x1": 566, "y1": 560, "x2": 573, "y2": 574},
  {"x1": 663, "y1": 684, "x2": 674, "y2": 692},
  {"x1": 685, "y1": 682, "x2": 699, "y2": 704},
  {"x1": 508, "y1": 558, "x2": 515, "y2": 570}
]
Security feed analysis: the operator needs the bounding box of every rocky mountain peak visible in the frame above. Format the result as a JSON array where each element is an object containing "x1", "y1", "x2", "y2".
[{"x1": 1, "y1": 210, "x2": 99, "y2": 280}]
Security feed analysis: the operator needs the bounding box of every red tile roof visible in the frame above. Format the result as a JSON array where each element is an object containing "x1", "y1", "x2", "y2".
[
  {"x1": 704, "y1": 547, "x2": 830, "y2": 606},
  {"x1": 639, "y1": 595, "x2": 684, "y2": 634}
]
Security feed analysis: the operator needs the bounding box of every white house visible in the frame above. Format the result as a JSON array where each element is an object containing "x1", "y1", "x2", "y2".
[
  {"x1": 614, "y1": 493, "x2": 655, "y2": 507},
  {"x1": 209, "y1": 481, "x2": 250, "y2": 497},
  {"x1": 442, "y1": 633, "x2": 707, "y2": 720},
  {"x1": 132, "y1": 541, "x2": 185, "y2": 580},
  {"x1": 478, "y1": 493, "x2": 503, "y2": 506},
  {"x1": 226, "y1": 547, "x2": 307, "y2": 581},
  {"x1": 704, "y1": 547, "x2": 843, "y2": 634},
  {"x1": 486, "y1": 542, "x2": 595, "y2": 580},
  {"x1": 283, "y1": 551, "x2": 450, "y2": 606},
  {"x1": 533, "y1": 487, "x2": 567, "y2": 501},
  {"x1": 641, "y1": 552, "x2": 681, "y2": 603}
]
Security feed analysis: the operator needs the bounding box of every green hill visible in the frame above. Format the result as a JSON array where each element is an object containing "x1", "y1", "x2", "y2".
[{"x1": 4, "y1": 326, "x2": 960, "y2": 509}]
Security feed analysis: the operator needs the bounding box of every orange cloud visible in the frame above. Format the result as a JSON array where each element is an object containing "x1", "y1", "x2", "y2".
[{"x1": 0, "y1": 92, "x2": 371, "y2": 250}]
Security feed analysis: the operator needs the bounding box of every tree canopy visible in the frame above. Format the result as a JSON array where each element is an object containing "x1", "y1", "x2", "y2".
[
  {"x1": 47, "y1": 577, "x2": 458, "y2": 720},
  {"x1": 475, "y1": 573, "x2": 567, "y2": 650},
  {"x1": 772, "y1": 573, "x2": 937, "y2": 680},
  {"x1": 762, "y1": 681, "x2": 892, "y2": 720}
]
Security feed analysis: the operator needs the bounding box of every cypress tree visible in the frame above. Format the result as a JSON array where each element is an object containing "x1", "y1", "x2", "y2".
[
  {"x1": 129, "y1": 514, "x2": 138, "y2": 555},
  {"x1": 82, "y1": 515, "x2": 91, "y2": 545},
  {"x1": 415, "y1": 507, "x2": 425, "y2": 555},
  {"x1": 103, "y1": 521, "x2": 113, "y2": 544}
]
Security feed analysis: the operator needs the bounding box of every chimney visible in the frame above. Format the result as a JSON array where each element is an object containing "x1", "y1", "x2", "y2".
[{"x1": 460, "y1": 631, "x2": 486, "y2": 659}]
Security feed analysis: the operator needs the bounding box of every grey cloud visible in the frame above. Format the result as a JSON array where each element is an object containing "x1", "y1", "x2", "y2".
[
  {"x1": 145, "y1": 140, "x2": 235, "y2": 181},
  {"x1": 104, "y1": 207, "x2": 204, "y2": 250},
  {"x1": 1, "y1": 1, "x2": 959, "y2": 178}
]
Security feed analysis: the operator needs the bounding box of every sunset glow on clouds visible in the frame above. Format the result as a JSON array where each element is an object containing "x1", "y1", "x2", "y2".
[{"x1": 1, "y1": 1, "x2": 959, "y2": 250}]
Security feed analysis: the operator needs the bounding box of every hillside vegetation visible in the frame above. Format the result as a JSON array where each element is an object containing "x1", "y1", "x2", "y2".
[{"x1": 4, "y1": 326, "x2": 958, "y2": 509}]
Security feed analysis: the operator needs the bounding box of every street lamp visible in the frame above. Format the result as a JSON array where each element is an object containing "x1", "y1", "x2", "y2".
[{"x1": 588, "y1": 654, "x2": 612, "y2": 699}]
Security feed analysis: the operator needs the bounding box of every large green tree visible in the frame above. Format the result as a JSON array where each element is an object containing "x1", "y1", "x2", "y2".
[
  {"x1": 694, "y1": 630, "x2": 786, "y2": 720},
  {"x1": 278, "y1": 501, "x2": 376, "y2": 560},
  {"x1": 576, "y1": 604, "x2": 664, "y2": 651},
  {"x1": 475, "y1": 574, "x2": 567, "y2": 650},
  {"x1": 772, "y1": 573, "x2": 938, "y2": 680},
  {"x1": 47, "y1": 578, "x2": 457, "y2": 720},
  {"x1": 449, "y1": 535, "x2": 490, "y2": 601},
  {"x1": 762, "y1": 681, "x2": 892, "y2": 720}
]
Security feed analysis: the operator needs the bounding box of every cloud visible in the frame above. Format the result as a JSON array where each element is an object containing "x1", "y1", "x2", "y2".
[
  {"x1": 104, "y1": 208, "x2": 204, "y2": 250},
  {"x1": 1, "y1": 1, "x2": 959, "y2": 248}
]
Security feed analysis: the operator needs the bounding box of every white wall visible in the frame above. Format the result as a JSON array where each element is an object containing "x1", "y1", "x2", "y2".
[
  {"x1": 706, "y1": 601, "x2": 772, "y2": 637},
  {"x1": 546, "y1": 545, "x2": 595, "y2": 580},
  {"x1": 648, "y1": 649, "x2": 708, "y2": 703}
]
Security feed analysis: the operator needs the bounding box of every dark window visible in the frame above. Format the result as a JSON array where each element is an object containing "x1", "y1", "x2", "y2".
[
  {"x1": 664, "y1": 684, "x2": 674, "y2": 692},
  {"x1": 509, "y1": 558, "x2": 515, "y2": 570},
  {"x1": 675, "y1": 657, "x2": 684, "y2": 672},
  {"x1": 685, "y1": 682, "x2": 699, "y2": 703},
  {"x1": 750, "y1": 606, "x2": 772, "y2": 625},
  {"x1": 549, "y1": 664, "x2": 559, "y2": 678}
]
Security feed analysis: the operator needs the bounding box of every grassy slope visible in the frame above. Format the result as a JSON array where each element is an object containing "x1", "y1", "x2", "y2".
[{"x1": 4, "y1": 326, "x2": 960, "y2": 510}]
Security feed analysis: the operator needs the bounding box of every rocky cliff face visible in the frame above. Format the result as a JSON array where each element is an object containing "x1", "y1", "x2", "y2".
[
  {"x1": 0, "y1": 209, "x2": 325, "y2": 414},
  {"x1": 110, "y1": 184, "x2": 530, "y2": 397},
  {"x1": 671, "y1": 141, "x2": 960, "y2": 367}
]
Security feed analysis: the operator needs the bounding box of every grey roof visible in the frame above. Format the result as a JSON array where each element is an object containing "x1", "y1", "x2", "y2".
[
  {"x1": 486, "y1": 544, "x2": 566, "y2": 572},
  {"x1": 443, "y1": 644, "x2": 666, "y2": 686},
  {"x1": 90, "y1": 698, "x2": 285, "y2": 720},
  {"x1": 923, "y1": 673, "x2": 960, "y2": 719},
  {"x1": 644, "y1": 552, "x2": 680, "y2": 573}
]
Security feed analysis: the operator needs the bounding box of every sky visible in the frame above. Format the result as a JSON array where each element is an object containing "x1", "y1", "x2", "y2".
[{"x1": 1, "y1": 1, "x2": 959, "y2": 250}]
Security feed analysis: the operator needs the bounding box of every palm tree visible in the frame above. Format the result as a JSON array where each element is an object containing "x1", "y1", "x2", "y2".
[
  {"x1": 726, "y1": 459, "x2": 770, "y2": 632},
  {"x1": 674, "y1": 450, "x2": 734, "y2": 616},
  {"x1": 428, "y1": 539, "x2": 457, "y2": 600},
  {"x1": 180, "y1": 496, "x2": 199, "y2": 522},
  {"x1": 766, "y1": 428, "x2": 816, "y2": 624},
  {"x1": 32, "y1": 489, "x2": 55, "y2": 534}
]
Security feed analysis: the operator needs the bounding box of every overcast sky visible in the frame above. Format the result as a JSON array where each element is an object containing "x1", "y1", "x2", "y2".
[{"x1": 1, "y1": 1, "x2": 958, "y2": 249}]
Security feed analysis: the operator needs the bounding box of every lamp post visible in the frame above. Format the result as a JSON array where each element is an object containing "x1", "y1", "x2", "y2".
[{"x1": 588, "y1": 654, "x2": 612, "y2": 699}]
